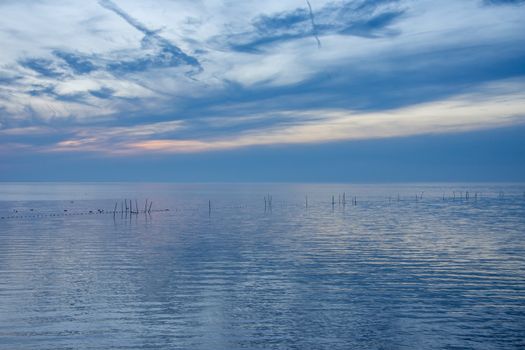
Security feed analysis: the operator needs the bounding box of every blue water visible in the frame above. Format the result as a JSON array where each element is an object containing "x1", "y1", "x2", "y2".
[{"x1": 0, "y1": 183, "x2": 524, "y2": 349}]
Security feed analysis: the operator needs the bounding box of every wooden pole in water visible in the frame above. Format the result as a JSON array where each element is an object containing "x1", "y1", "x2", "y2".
[
  {"x1": 145, "y1": 199, "x2": 148, "y2": 213},
  {"x1": 332, "y1": 195, "x2": 335, "y2": 208},
  {"x1": 148, "y1": 201, "x2": 152, "y2": 213},
  {"x1": 113, "y1": 202, "x2": 117, "y2": 215}
]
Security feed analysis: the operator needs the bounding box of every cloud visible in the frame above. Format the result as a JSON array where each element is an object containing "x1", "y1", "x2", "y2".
[
  {"x1": 19, "y1": 58, "x2": 66, "y2": 78},
  {"x1": 88, "y1": 87, "x2": 114, "y2": 99},
  {"x1": 0, "y1": 0, "x2": 205, "y2": 124},
  {"x1": 98, "y1": 0, "x2": 201, "y2": 73},
  {"x1": 0, "y1": 126, "x2": 54, "y2": 136},
  {"x1": 0, "y1": 0, "x2": 524, "y2": 159},
  {"x1": 26, "y1": 78, "x2": 521, "y2": 155},
  {"x1": 218, "y1": 0, "x2": 404, "y2": 52},
  {"x1": 483, "y1": 0, "x2": 525, "y2": 5},
  {"x1": 53, "y1": 50, "x2": 97, "y2": 75},
  {"x1": 122, "y1": 82, "x2": 525, "y2": 154},
  {"x1": 49, "y1": 120, "x2": 186, "y2": 153}
]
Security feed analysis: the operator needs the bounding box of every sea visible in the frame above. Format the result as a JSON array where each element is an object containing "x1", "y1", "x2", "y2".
[{"x1": 0, "y1": 182, "x2": 524, "y2": 349}]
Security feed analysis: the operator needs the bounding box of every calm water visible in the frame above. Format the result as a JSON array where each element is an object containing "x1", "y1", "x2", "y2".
[{"x1": 0, "y1": 183, "x2": 524, "y2": 349}]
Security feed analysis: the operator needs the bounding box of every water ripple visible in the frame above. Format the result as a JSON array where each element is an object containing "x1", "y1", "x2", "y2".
[{"x1": 0, "y1": 183, "x2": 524, "y2": 349}]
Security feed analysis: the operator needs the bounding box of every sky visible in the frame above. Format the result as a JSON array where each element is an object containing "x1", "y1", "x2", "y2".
[{"x1": 0, "y1": 0, "x2": 524, "y2": 182}]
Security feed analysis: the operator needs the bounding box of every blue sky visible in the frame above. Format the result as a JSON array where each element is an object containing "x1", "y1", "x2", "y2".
[{"x1": 0, "y1": 0, "x2": 524, "y2": 181}]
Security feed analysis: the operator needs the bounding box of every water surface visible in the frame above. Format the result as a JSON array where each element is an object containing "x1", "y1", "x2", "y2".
[{"x1": 1, "y1": 183, "x2": 524, "y2": 349}]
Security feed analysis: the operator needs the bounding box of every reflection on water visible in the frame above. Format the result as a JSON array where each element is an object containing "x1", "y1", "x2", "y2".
[{"x1": 0, "y1": 183, "x2": 524, "y2": 349}]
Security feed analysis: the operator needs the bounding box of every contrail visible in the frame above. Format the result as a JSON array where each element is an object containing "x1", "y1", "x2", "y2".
[{"x1": 306, "y1": 0, "x2": 321, "y2": 48}]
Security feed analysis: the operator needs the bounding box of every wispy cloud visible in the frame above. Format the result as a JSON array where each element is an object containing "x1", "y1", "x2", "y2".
[
  {"x1": 48, "y1": 120, "x2": 186, "y2": 153},
  {"x1": 19, "y1": 58, "x2": 66, "y2": 79},
  {"x1": 215, "y1": 0, "x2": 404, "y2": 52},
  {"x1": 98, "y1": 0, "x2": 201, "y2": 72},
  {"x1": 23, "y1": 79, "x2": 519, "y2": 155},
  {"x1": 0, "y1": 0, "x2": 524, "y2": 160},
  {"x1": 124, "y1": 82, "x2": 525, "y2": 154},
  {"x1": 482, "y1": 0, "x2": 525, "y2": 5},
  {"x1": 53, "y1": 50, "x2": 97, "y2": 75}
]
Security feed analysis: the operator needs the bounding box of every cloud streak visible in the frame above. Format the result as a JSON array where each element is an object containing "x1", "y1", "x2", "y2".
[
  {"x1": 220, "y1": 0, "x2": 404, "y2": 52},
  {"x1": 33, "y1": 79, "x2": 524, "y2": 155},
  {"x1": 124, "y1": 86, "x2": 525, "y2": 153},
  {"x1": 98, "y1": 0, "x2": 201, "y2": 70}
]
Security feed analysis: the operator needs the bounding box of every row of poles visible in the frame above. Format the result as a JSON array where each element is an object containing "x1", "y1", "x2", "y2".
[
  {"x1": 280, "y1": 190, "x2": 519, "y2": 210},
  {"x1": 449, "y1": 191, "x2": 482, "y2": 201},
  {"x1": 1, "y1": 199, "x2": 159, "y2": 220},
  {"x1": 2, "y1": 191, "x2": 524, "y2": 220},
  {"x1": 114, "y1": 199, "x2": 153, "y2": 216},
  {"x1": 329, "y1": 192, "x2": 357, "y2": 208},
  {"x1": 384, "y1": 191, "x2": 481, "y2": 202}
]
